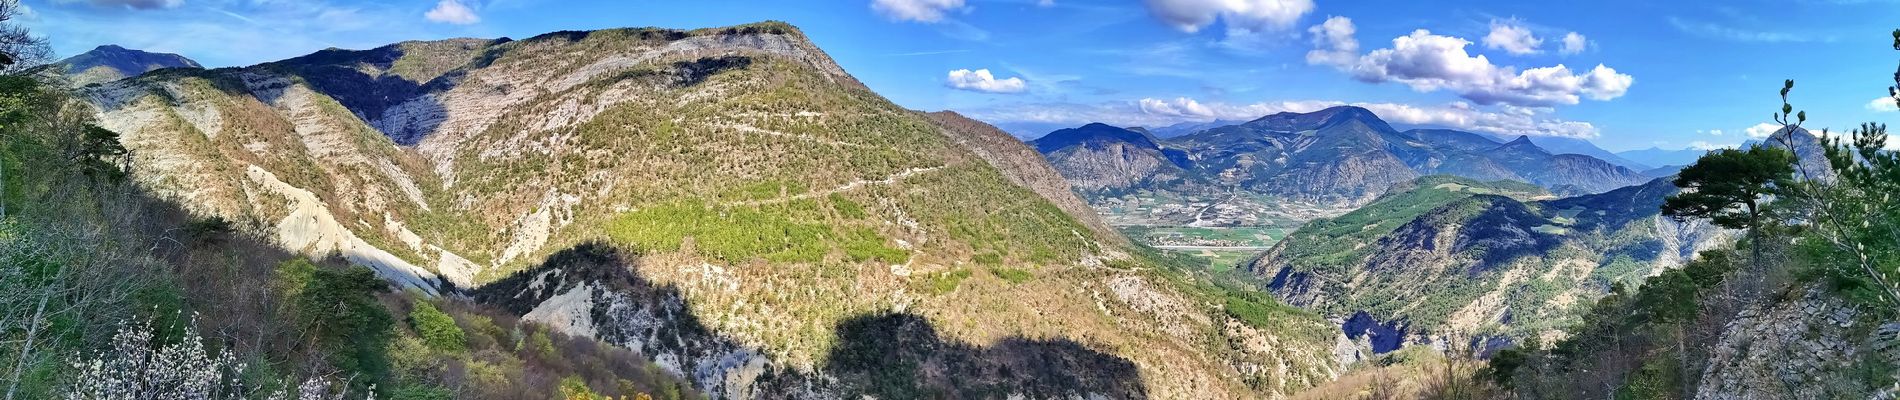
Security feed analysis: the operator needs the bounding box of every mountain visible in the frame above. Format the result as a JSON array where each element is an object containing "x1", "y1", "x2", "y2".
[
  {"x1": 1034, "y1": 107, "x2": 1653, "y2": 216},
  {"x1": 1148, "y1": 118, "x2": 1245, "y2": 138},
  {"x1": 1757, "y1": 126, "x2": 1832, "y2": 180},
  {"x1": 1523, "y1": 135, "x2": 1650, "y2": 170},
  {"x1": 79, "y1": 22, "x2": 1348, "y2": 398},
  {"x1": 1170, "y1": 106, "x2": 1422, "y2": 205},
  {"x1": 1641, "y1": 164, "x2": 1685, "y2": 178},
  {"x1": 1252, "y1": 176, "x2": 1730, "y2": 350},
  {"x1": 1028, "y1": 123, "x2": 1191, "y2": 192},
  {"x1": 1617, "y1": 146, "x2": 1708, "y2": 168},
  {"x1": 50, "y1": 44, "x2": 202, "y2": 86}
]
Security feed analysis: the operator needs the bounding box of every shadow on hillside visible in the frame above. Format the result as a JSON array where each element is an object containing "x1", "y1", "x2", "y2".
[
  {"x1": 473, "y1": 243, "x2": 1149, "y2": 399},
  {"x1": 84, "y1": 44, "x2": 458, "y2": 145},
  {"x1": 270, "y1": 46, "x2": 457, "y2": 145},
  {"x1": 822, "y1": 312, "x2": 1147, "y2": 399}
]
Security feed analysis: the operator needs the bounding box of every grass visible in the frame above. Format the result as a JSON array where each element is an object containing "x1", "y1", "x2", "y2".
[
  {"x1": 604, "y1": 200, "x2": 905, "y2": 264},
  {"x1": 920, "y1": 269, "x2": 973, "y2": 294},
  {"x1": 1120, "y1": 226, "x2": 1290, "y2": 247},
  {"x1": 988, "y1": 267, "x2": 1033, "y2": 284}
]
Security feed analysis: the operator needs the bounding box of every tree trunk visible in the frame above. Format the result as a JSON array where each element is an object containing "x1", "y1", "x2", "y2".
[{"x1": 4, "y1": 283, "x2": 52, "y2": 400}]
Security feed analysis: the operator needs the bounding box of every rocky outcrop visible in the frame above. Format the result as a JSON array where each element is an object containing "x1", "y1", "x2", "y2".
[{"x1": 1696, "y1": 286, "x2": 1894, "y2": 399}]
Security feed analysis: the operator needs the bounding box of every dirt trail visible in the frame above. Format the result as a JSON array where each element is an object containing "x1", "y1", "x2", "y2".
[{"x1": 737, "y1": 166, "x2": 943, "y2": 206}]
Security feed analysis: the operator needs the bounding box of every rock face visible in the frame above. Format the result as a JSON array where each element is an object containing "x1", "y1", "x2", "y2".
[
  {"x1": 1032, "y1": 106, "x2": 1651, "y2": 212},
  {"x1": 81, "y1": 21, "x2": 1346, "y2": 399},
  {"x1": 1760, "y1": 126, "x2": 1833, "y2": 181},
  {"x1": 1695, "y1": 286, "x2": 1891, "y2": 399},
  {"x1": 1028, "y1": 123, "x2": 1187, "y2": 192},
  {"x1": 1256, "y1": 176, "x2": 1732, "y2": 351},
  {"x1": 50, "y1": 45, "x2": 202, "y2": 86}
]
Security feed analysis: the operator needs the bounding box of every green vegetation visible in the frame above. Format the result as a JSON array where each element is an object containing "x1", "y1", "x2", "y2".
[
  {"x1": 0, "y1": 59, "x2": 699, "y2": 399},
  {"x1": 279, "y1": 260, "x2": 398, "y2": 387},
  {"x1": 919, "y1": 269, "x2": 973, "y2": 294},
  {"x1": 603, "y1": 199, "x2": 907, "y2": 264},
  {"x1": 408, "y1": 301, "x2": 466, "y2": 352},
  {"x1": 1119, "y1": 225, "x2": 1290, "y2": 247},
  {"x1": 988, "y1": 266, "x2": 1033, "y2": 284},
  {"x1": 1221, "y1": 289, "x2": 1311, "y2": 330},
  {"x1": 1662, "y1": 142, "x2": 1796, "y2": 267},
  {"x1": 1488, "y1": 249, "x2": 1743, "y2": 398},
  {"x1": 1491, "y1": 34, "x2": 1900, "y2": 397},
  {"x1": 1275, "y1": 176, "x2": 1545, "y2": 274}
]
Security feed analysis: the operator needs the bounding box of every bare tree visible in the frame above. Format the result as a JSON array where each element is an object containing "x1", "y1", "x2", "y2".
[{"x1": 0, "y1": 0, "x2": 49, "y2": 75}]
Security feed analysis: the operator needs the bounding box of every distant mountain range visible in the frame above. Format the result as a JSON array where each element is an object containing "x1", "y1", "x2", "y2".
[
  {"x1": 1029, "y1": 106, "x2": 1653, "y2": 211},
  {"x1": 1490, "y1": 134, "x2": 1652, "y2": 170},
  {"x1": 1146, "y1": 119, "x2": 1248, "y2": 138},
  {"x1": 1616, "y1": 146, "x2": 1707, "y2": 169},
  {"x1": 48, "y1": 44, "x2": 201, "y2": 86}
]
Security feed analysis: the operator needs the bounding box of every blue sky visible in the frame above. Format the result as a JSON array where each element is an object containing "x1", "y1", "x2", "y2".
[{"x1": 28, "y1": 0, "x2": 1900, "y2": 151}]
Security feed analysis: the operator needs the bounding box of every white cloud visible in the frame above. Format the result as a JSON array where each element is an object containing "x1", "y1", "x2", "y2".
[
  {"x1": 51, "y1": 0, "x2": 181, "y2": 10},
  {"x1": 1689, "y1": 140, "x2": 1737, "y2": 150},
  {"x1": 424, "y1": 0, "x2": 479, "y2": 25},
  {"x1": 1668, "y1": 17, "x2": 1813, "y2": 43},
  {"x1": 946, "y1": 69, "x2": 1027, "y2": 93},
  {"x1": 872, "y1": 0, "x2": 966, "y2": 23},
  {"x1": 1745, "y1": 122, "x2": 1781, "y2": 138},
  {"x1": 1707, "y1": 129, "x2": 1724, "y2": 136},
  {"x1": 1482, "y1": 19, "x2": 1542, "y2": 55},
  {"x1": 1037, "y1": 0, "x2": 1055, "y2": 6},
  {"x1": 965, "y1": 97, "x2": 1605, "y2": 138},
  {"x1": 1139, "y1": 97, "x2": 1220, "y2": 118},
  {"x1": 1868, "y1": 97, "x2": 1899, "y2": 112},
  {"x1": 1142, "y1": 0, "x2": 1314, "y2": 33},
  {"x1": 1560, "y1": 32, "x2": 1589, "y2": 55},
  {"x1": 1305, "y1": 16, "x2": 1357, "y2": 67},
  {"x1": 1305, "y1": 21, "x2": 1635, "y2": 107}
]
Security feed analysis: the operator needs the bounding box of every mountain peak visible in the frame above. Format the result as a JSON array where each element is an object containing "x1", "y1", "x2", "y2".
[
  {"x1": 1506, "y1": 135, "x2": 1535, "y2": 145},
  {"x1": 1241, "y1": 105, "x2": 1394, "y2": 133},
  {"x1": 52, "y1": 45, "x2": 202, "y2": 86},
  {"x1": 1030, "y1": 123, "x2": 1159, "y2": 154}
]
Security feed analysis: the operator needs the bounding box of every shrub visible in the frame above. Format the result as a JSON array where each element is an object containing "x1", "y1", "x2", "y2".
[
  {"x1": 409, "y1": 302, "x2": 466, "y2": 352},
  {"x1": 989, "y1": 267, "x2": 1032, "y2": 284}
]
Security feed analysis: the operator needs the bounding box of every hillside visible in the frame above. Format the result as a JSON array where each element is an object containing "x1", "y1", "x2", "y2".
[
  {"x1": 1028, "y1": 122, "x2": 1190, "y2": 193},
  {"x1": 50, "y1": 45, "x2": 202, "y2": 86},
  {"x1": 78, "y1": 21, "x2": 1349, "y2": 398},
  {"x1": 1252, "y1": 176, "x2": 1731, "y2": 350}
]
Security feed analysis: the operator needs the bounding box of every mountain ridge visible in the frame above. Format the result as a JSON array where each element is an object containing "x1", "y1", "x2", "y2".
[
  {"x1": 50, "y1": 44, "x2": 203, "y2": 86},
  {"x1": 1033, "y1": 106, "x2": 1653, "y2": 220},
  {"x1": 78, "y1": 21, "x2": 1348, "y2": 398}
]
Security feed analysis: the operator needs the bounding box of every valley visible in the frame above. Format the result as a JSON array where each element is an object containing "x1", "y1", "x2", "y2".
[{"x1": 8, "y1": 2, "x2": 1900, "y2": 399}]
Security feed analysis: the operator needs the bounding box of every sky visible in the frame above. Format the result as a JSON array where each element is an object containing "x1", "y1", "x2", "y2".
[{"x1": 26, "y1": 0, "x2": 1900, "y2": 151}]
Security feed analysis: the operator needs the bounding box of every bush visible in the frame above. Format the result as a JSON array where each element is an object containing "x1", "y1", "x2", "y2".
[
  {"x1": 408, "y1": 302, "x2": 466, "y2": 352},
  {"x1": 989, "y1": 267, "x2": 1032, "y2": 284},
  {"x1": 277, "y1": 260, "x2": 396, "y2": 387}
]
